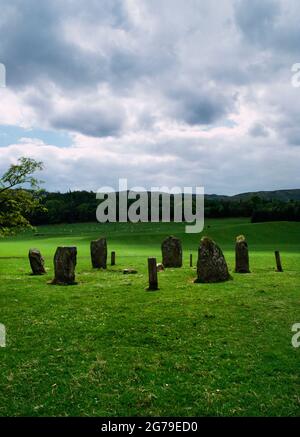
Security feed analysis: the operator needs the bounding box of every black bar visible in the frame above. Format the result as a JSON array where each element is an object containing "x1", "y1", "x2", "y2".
[{"x1": 0, "y1": 417, "x2": 297, "y2": 435}]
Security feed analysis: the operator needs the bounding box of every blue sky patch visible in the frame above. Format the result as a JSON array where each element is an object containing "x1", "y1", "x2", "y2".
[{"x1": 0, "y1": 125, "x2": 72, "y2": 147}]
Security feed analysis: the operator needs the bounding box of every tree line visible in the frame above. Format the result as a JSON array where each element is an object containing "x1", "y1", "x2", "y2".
[
  {"x1": 1, "y1": 158, "x2": 299, "y2": 237},
  {"x1": 28, "y1": 191, "x2": 300, "y2": 225}
]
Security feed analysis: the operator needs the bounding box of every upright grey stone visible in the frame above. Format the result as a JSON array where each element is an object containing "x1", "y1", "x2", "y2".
[
  {"x1": 161, "y1": 236, "x2": 182, "y2": 268},
  {"x1": 91, "y1": 237, "x2": 107, "y2": 269},
  {"x1": 195, "y1": 237, "x2": 230, "y2": 283},
  {"x1": 52, "y1": 247, "x2": 77, "y2": 285},
  {"x1": 235, "y1": 235, "x2": 250, "y2": 273},
  {"x1": 29, "y1": 248, "x2": 46, "y2": 275}
]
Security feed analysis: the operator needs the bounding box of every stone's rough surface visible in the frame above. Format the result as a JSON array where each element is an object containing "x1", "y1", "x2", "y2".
[
  {"x1": 161, "y1": 236, "x2": 182, "y2": 268},
  {"x1": 52, "y1": 247, "x2": 77, "y2": 285},
  {"x1": 235, "y1": 235, "x2": 250, "y2": 273},
  {"x1": 29, "y1": 248, "x2": 46, "y2": 275},
  {"x1": 91, "y1": 237, "x2": 107, "y2": 269},
  {"x1": 156, "y1": 263, "x2": 164, "y2": 272},
  {"x1": 195, "y1": 237, "x2": 230, "y2": 283}
]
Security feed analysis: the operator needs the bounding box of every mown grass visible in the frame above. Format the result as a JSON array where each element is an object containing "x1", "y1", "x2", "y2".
[{"x1": 0, "y1": 218, "x2": 300, "y2": 416}]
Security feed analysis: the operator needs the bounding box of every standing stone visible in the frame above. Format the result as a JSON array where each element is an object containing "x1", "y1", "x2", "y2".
[
  {"x1": 147, "y1": 257, "x2": 158, "y2": 290},
  {"x1": 90, "y1": 237, "x2": 107, "y2": 269},
  {"x1": 29, "y1": 248, "x2": 46, "y2": 275},
  {"x1": 52, "y1": 247, "x2": 77, "y2": 285},
  {"x1": 235, "y1": 235, "x2": 250, "y2": 273},
  {"x1": 111, "y1": 251, "x2": 116, "y2": 266},
  {"x1": 195, "y1": 237, "x2": 230, "y2": 283},
  {"x1": 275, "y1": 250, "x2": 283, "y2": 272},
  {"x1": 161, "y1": 236, "x2": 182, "y2": 268}
]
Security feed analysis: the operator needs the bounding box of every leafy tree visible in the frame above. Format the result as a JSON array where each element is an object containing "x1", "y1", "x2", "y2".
[{"x1": 0, "y1": 157, "x2": 44, "y2": 236}]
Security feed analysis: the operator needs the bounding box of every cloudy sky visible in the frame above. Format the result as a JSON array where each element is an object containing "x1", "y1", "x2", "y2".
[{"x1": 0, "y1": 0, "x2": 300, "y2": 194}]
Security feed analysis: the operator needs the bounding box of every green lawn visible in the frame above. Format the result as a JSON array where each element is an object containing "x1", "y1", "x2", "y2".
[{"x1": 0, "y1": 218, "x2": 300, "y2": 416}]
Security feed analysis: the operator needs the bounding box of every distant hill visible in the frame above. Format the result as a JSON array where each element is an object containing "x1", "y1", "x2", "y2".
[{"x1": 205, "y1": 189, "x2": 300, "y2": 202}]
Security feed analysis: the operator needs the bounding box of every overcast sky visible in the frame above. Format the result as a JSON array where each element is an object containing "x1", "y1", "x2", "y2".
[{"x1": 0, "y1": 0, "x2": 300, "y2": 194}]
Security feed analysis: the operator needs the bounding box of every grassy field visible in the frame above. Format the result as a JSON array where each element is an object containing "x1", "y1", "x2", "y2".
[{"x1": 0, "y1": 218, "x2": 300, "y2": 417}]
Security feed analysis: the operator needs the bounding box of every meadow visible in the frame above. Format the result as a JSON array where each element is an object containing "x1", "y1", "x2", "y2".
[{"x1": 0, "y1": 218, "x2": 300, "y2": 416}]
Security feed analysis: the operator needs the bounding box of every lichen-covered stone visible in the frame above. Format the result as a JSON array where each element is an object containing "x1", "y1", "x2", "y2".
[
  {"x1": 235, "y1": 235, "x2": 250, "y2": 273},
  {"x1": 90, "y1": 237, "x2": 107, "y2": 269},
  {"x1": 52, "y1": 247, "x2": 77, "y2": 285},
  {"x1": 195, "y1": 237, "x2": 230, "y2": 283},
  {"x1": 29, "y1": 248, "x2": 46, "y2": 275},
  {"x1": 161, "y1": 236, "x2": 182, "y2": 268}
]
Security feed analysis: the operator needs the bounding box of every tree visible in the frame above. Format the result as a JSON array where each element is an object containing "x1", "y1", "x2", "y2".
[{"x1": 0, "y1": 157, "x2": 44, "y2": 236}]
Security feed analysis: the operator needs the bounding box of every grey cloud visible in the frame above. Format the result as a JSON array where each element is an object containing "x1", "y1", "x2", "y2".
[
  {"x1": 0, "y1": 0, "x2": 131, "y2": 90},
  {"x1": 234, "y1": 0, "x2": 280, "y2": 45},
  {"x1": 276, "y1": 121, "x2": 300, "y2": 146},
  {"x1": 167, "y1": 85, "x2": 237, "y2": 125},
  {"x1": 249, "y1": 123, "x2": 269, "y2": 138},
  {"x1": 234, "y1": 0, "x2": 300, "y2": 54},
  {"x1": 285, "y1": 129, "x2": 300, "y2": 146},
  {"x1": 0, "y1": 0, "x2": 177, "y2": 92},
  {"x1": 51, "y1": 104, "x2": 125, "y2": 138}
]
